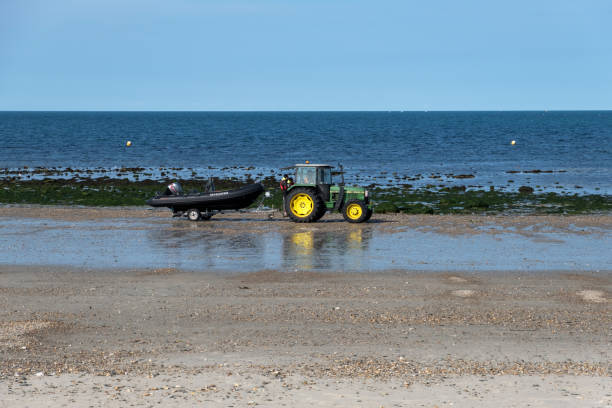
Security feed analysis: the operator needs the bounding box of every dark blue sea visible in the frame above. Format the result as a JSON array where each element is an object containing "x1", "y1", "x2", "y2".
[{"x1": 1, "y1": 111, "x2": 610, "y2": 194}]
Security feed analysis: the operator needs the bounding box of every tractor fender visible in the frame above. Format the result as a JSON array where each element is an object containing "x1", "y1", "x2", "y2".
[{"x1": 332, "y1": 186, "x2": 345, "y2": 212}]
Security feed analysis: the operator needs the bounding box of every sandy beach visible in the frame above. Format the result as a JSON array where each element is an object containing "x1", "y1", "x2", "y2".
[{"x1": 0, "y1": 209, "x2": 610, "y2": 406}]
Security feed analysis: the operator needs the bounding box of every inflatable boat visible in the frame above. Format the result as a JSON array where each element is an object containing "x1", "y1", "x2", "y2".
[{"x1": 146, "y1": 182, "x2": 264, "y2": 221}]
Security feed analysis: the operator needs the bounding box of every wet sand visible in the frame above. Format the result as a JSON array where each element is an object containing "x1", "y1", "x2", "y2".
[
  {"x1": 1, "y1": 264, "x2": 610, "y2": 407},
  {"x1": 1, "y1": 205, "x2": 611, "y2": 235}
]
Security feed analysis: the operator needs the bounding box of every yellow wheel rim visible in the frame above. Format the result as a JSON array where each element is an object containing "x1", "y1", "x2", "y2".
[
  {"x1": 346, "y1": 203, "x2": 363, "y2": 220},
  {"x1": 290, "y1": 193, "x2": 314, "y2": 217}
]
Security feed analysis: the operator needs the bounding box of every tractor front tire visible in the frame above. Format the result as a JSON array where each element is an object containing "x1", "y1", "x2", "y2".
[
  {"x1": 342, "y1": 200, "x2": 369, "y2": 223},
  {"x1": 286, "y1": 188, "x2": 321, "y2": 223}
]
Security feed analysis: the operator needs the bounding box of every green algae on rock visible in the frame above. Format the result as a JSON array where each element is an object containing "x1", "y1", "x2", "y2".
[{"x1": 0, "y1": 177, "x2": 610, "y2": 215}]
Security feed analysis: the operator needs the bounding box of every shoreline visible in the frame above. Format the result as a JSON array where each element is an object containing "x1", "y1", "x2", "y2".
[{"x1": 2, "y1": 160, "x2": 611, "y2": 197}]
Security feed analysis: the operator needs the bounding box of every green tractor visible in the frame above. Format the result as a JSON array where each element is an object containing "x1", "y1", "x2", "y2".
[{"x1": 283, "y1": 163, "x2": 373, "y2": 223}]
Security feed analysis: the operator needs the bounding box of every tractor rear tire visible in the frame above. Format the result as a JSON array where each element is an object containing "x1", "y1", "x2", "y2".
[
  {"x1": 364, "y1": 207, "x2": 373, "y2": 222},
  {"x1": 286, "y1": 188, "x2": 321, "y2": 223},
  {"x1": 342, "y1": 200, "x2": 368, "y2": 223}
]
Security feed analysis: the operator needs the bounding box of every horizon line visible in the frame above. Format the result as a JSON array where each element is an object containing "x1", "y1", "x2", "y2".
[{"x1": 1, "y1": 109, "x2": 611, "y2": 113}]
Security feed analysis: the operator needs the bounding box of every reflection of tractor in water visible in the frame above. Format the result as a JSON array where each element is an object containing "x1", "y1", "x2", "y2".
[
  {"x1": 282, "y1": 163, "x2": 373, "y2": 223},
  {"x1": 283, "y1": 228, "x2": 371, "y2": 270}
]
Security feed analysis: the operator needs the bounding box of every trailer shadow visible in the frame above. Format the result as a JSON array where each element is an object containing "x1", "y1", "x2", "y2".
[{"x1": 204, "y1": 213, "x2": 390, "y2": 225}]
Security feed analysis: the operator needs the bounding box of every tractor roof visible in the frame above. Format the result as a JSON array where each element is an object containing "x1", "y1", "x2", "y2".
[
  {"x1": 280, "y1": 163, "x2": 336, "y2": 170},
  {"x1": 293, "y1": 164, "x2": 333, "y2": 168}
]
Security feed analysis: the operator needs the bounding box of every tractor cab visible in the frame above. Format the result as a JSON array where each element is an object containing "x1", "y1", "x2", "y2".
[
  {"x1": 293, "y1": 164, "x2": 334, "y2": 202},
  {"x1": 294, "y1": 164, "x2": 333, "y2": 185}
]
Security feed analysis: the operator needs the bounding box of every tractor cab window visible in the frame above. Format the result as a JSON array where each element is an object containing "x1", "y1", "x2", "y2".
[
  {"x1": 296, "y1": 167, "x2": 316, "y2": 184},
  {"x1": 319, "y1": 167, "x2": 332, "y2": 184}
]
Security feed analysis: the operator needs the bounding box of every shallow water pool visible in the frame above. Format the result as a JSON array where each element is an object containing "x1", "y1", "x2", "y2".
[{"x1": 0, "y1": 216, "x2": 609, "y2": 273}]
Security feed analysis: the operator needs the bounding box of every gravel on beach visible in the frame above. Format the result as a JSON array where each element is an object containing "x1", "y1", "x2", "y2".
[{"x1": 1, "y1": 264, "x2": 610, "y2": 406}]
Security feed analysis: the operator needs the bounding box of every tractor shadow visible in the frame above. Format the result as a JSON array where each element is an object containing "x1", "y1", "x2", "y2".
[{"x1": 315, "y1": 218, "x2": 389, "y2": 224}]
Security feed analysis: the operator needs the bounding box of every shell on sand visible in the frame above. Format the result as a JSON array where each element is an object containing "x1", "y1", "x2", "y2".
[
  {"x1": 576, "y1": 290, "x2": 607, "y2": 303},
  {"x1": 451, "y1": 289, "x2": 475, "y2": 298},
  {"x1": 447, "y1": 276, "x2": 468, "y2": 283}
]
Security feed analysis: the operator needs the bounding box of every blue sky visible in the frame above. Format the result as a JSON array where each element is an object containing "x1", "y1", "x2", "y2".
[{"x1": 1, "y1": 0, "x2": 611, "y2": 110}]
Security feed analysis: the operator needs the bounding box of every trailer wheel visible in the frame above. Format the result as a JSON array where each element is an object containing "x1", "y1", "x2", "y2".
[
  {"x1": 342, "y1": 200, "x2": 368, "y2": 223},
  {"x1": 187, "y1": 208, "x2": 201, "y2": 221}
]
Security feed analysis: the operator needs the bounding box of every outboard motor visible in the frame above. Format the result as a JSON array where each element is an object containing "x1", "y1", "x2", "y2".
[{"x1": 164, "y1": 182, "x2": 183, "y2": 196}]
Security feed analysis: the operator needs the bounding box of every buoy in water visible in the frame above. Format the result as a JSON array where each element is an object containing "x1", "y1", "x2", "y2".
[{"x1": 126, "y1": 141, "x2": 132, "y2": 147}]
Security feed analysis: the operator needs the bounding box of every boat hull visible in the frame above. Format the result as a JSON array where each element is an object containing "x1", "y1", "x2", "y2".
[{"x1": 146, "y1": 183, "x2": 264, "y2": 212}]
